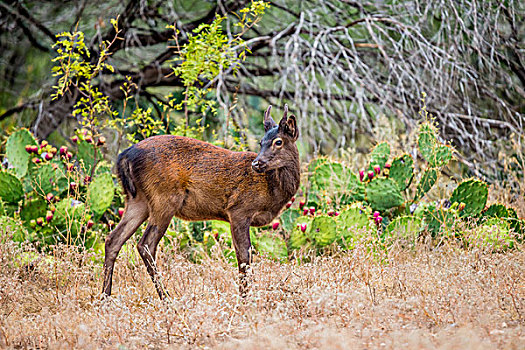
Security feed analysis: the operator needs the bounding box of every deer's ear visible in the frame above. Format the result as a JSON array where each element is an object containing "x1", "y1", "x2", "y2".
[
  {"x1": 279, "y1": 114, "x2": 299, "y2": 140},
  {"x1": 264, "y1": 105, "x2": 277, "y2": 132}
]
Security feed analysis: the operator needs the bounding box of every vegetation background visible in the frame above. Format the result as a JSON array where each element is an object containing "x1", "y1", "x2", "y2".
[{"x1": 0, "y1": 0, "x2": 524, "y2": 348}]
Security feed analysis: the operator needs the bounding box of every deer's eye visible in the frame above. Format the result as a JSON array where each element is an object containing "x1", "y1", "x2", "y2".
[{"x1": 273, "y1": 138, "x2": 283, "y2": 147}]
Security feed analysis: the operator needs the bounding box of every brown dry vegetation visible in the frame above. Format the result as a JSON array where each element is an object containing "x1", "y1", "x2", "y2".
[{"x1": 1, "y1": 228, "x2": 524, "y2": 350}]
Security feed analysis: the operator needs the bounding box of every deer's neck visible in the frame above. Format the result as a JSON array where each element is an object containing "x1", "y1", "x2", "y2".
[{"x1": 266, "y1": 156, "x2": 300, "y2": 203}]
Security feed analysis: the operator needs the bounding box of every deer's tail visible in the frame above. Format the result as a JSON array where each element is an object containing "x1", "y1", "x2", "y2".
[{"x1": 117, "y1": 148, "x2": 137, "y2": 198}]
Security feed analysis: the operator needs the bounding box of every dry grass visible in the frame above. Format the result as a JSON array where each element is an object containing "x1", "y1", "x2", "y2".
[{"x1": 0, "y1": 233, "x2": 524, "y2": 349}]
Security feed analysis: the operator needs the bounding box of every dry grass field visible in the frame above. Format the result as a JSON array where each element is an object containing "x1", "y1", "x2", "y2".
[{"x1": 1, "y1": 227, "x2": 524, "y2": 350}]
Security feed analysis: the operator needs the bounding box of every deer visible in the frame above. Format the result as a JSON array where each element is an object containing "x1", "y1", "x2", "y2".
[{"x1": 102, "y1": 105, "x2": 300, "y2": 299}]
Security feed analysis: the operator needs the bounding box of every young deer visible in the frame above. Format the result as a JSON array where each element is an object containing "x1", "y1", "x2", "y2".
[{"x1": 102, "y1": 105, "x2": 300, "y2": 299}]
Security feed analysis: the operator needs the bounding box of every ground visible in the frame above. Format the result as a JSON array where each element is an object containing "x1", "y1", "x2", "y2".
[{"x1": 0, "y1": 237, "x2": 523, "y2": 349}]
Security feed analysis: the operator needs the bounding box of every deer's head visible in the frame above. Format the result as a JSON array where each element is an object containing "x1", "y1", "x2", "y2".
[{"x1": 252, "y1": 105, "x2": 299, "y2": 173}]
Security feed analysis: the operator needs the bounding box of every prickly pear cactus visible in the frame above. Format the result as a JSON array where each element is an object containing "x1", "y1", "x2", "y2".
[
  {"x1": 20, "y1": 198, "x2": 47, "y2": 226},
  {"x1": 311, "y1": 160, "x2": 344, "y2": 190},
  {"x1": 308, "y1": 215, "x2": 337, "y2": 247},
  {"x1": 418, "y1": 122, "x2": 453, "y2": 168},
  {"x1": 369, "y1": 142, "x2": 390, "y2": 171},
  {"x1": 86, "y1": 172, "x2": 115, "y2": 219},
  {"x1": 280, "y1": 209, "x2": 301, "y2": 232},
  {"x1": 482, "y1": 203, "x2": 508, "y2": 218},
  {"x1": 254, "y1": 233, "x2": 288, "y2": 261},
  {"x1": 414, "y1": 167, "x2": 438, "y2": 201},
  {"x1": 450, "y1": 178, "x2": 488, "y2": 217},
  {"x1": 472, "y1": 218, "x2": 514, "y2": 251},
  {"x1": 0, "y1": 172, "x2": 24, "y2": 203},
  {"x1": 288, "y1": 216, "x2": 312, "y2": 251},
  {"x1": 423, "y1": 203, "x2": 458, "y2": 236},
  {"x1": 389, "y1": 154, "x2": 414, "y2": 191},
  {"x1": 384, "y1": 216, "x2": 423, "y2": 240},
  {"x1": 53, "y1": 198, "x2": 87, "y2": 241},
  {"x1": 77, "y1": 140, "x2": 96, "y2": 174},
  {"x1": 30, "y1": 163, "x2": 60, "y2": 197},
  {"x1": 6, "y1": 129, "x2": 38, "y2": 178},
  {"x1": 365, "y1": 177, "x2": 404, "y2": 211},
  {"x1": 336, "y1": 203, "x2": 373, "y2": 246}
]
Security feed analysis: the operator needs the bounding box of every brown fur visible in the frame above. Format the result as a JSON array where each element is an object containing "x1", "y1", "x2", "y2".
[{"x1": 102, "y1": 105, "x2": 300, "y2": 299}]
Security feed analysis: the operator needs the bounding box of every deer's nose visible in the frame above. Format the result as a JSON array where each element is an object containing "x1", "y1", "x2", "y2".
[
  {"x1": 251, "y1": 160, "x2": 259, "y2": 168},
  {"x1": 252, "y1": 159, "x2": 266, "y2": 173}
]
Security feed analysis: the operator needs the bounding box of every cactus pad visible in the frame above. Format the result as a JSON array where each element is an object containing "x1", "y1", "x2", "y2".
[
  {"x1": 288, "y1": 216, "x2": 312, "y2": 250},
  {"x1": 77, "y1": 140, "x2": 96, "y2": 174},
  {"x1": 384, "y1": 216, "x2": 423, "y2": 240},
  {"x1": 308, "y1": 215, "x2": 337, "y2": 247},
  {"x1": 365, "y1": 177, "x2": 404, "y2": 211},
  {"x1": 86, "y1": 172, "x2": 115, "y2": 219},
  {"x1": 473, "y1": 218, "x2": 514, "y2": 251},
  {"x1": 0, "y1": 172, "x2": 24, "y2": 203},
  {"x1": 20, "y1": 198, "x2": 47, "y2": 225},
  {"x1": 53, "y1": 198, "x2": 87, "y2": 241},
  {"x1": 336, "y1": 203, "x2": 373, "y2": 246},
  {"x1": 482, "y1": 203, "x2": 509, "y2": 218},
  {"x1": 418, "y1": 123, "x2": 453, "y2": 167},
  {"x1": 280, "y1": 209, "x2": 301, "y2": 232},
  {"x1": 414, "y1": 167, "x2": 438, "y2": 201},
  {"x1": 423, "y1": 203, "x2": 458, "y2": 236},
  {"x1": 30, "y1": 163, "x2": 59, "y2": 197},
  {"x1": 389, "y1": 154, "x2": 414, "y2": 190},
  {"x1": 254, "y1": 233, "x2": 288, "y2": 261},
  {"x1": 6, "y1": 129, "x2": 38, "y2": 178},
  {"x1": 450, "y1": 178, "x2": 488, "y2": 217},
  {"x1": 369, "y1": 141, "x2": 390, "y2": 171}
]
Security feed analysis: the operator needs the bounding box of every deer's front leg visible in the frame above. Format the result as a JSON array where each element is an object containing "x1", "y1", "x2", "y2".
[{"x1": 229, "y1": 216, "x2": 252, "y2": 296}]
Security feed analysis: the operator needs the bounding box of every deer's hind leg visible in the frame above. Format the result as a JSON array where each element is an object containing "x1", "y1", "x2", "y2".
[
  {"x1": 137, "y1": 199, "x2": 178, "y2": 299},
  {"x1": 103, "y1": 195, "x2": 149, "y2": 297}
]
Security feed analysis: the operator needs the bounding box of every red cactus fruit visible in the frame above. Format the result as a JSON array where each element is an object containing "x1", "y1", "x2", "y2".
[
  {"x1": 70, "y1": 182, "x2": 77, "y2": 191},
  {"x1": 46, "y1": 211, "x2": 53, "y2": 223},
  {"x1": 300, "y1": 223, "x2": 307, "y2": 233},
  {"x1": 303, "y1": 208, "x2": 309, "y2": 216},
  {"x1": 373, "y1": 165, "x2": 381, "y2": 175},
  {"x1": 359, "y1": 170, "x2": 365, "y2": 182},
  {"x1": 25, "y1": 145, "x2": 33, "y2": 153},
  {"x1": 291, "y1": 196, "x2": 296, "y2": 203},
  {"x1": 85, "y1": 135, "x2": 93, "y2": 144},
  {"x1": 373, "y1": 211, "x2": 380, "y2": 218},
  {"x1": 36, "y1": 217, "x2": 44, "y2": 226},
  {"x1": 32, "y1": 157, "x2": 41, "y2": 164},
  {"x1": 40, "y1": 140, "x2": 48, "y2": 149},
  {"x1": 46, "y1": 193, "x2": 54, "y2": 202},
  {"x1": 59, "y1": 146, "x2": 68, "y2": 155},
  {"x1": 309, "y1": 206, "x2": 315, "y2": 215},
  {"x1": 299, "y1": 200, "x2": 306, "y2": 209},
  {"x1": 367, "y1": 171, "x2": 374, "y2": 180},
  {"x1": 31, "y1": 145, "x2": 39, "y2": 153},
  {"x1": 97, "y1": 136, "x2": 106, "y2": 146},
  {"x1": 86, "y1": 220, "x2": 94, "y2": 229},
  {"x1": 118, "y1": 207, "x2": 125, "y2": 217},
  {"x1": 44, "y1": 152, "x2": 53, "y2": 161},
  {"x1": 286, "y1": 201, "x2": 292, "y2": 209},
  {"x1": 272, "y1": 222, "x2": 280, "y2": 230},
  {"x1": 384, "y1": 163, "x2": 391, "y2": 169},
  {"x1": 71, "y1": 135, "x2": 79, "y2": 143}
]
